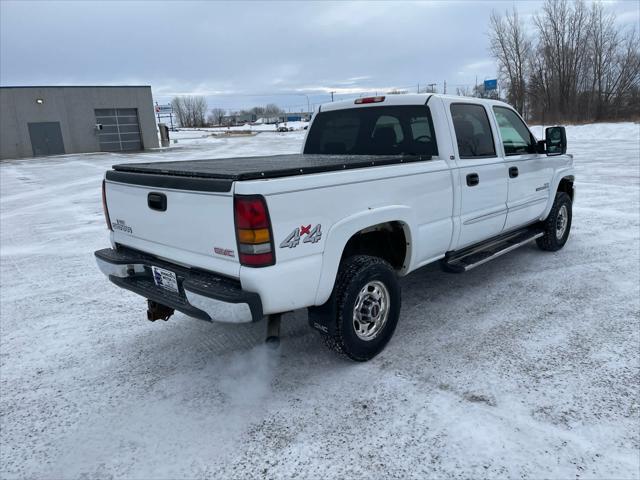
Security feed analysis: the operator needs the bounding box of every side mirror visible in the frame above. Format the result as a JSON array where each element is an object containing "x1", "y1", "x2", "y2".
[{"x1": 545, "y1": 126, "x2": 567, "y2": 156}]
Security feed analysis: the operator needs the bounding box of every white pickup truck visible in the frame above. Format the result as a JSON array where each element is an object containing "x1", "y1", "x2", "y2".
[{"x1": 95, "y1": 94, "x2": 574, "y2": 361}]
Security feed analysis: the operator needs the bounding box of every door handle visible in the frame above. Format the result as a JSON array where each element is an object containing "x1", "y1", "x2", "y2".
[
  {"x1": 509, "y1": 166, "x2": 519, "y2": 178},
  {"x1": 466, "y1": 173, "x2": 479, "y2": 186},
  {"x1": 148, "y1": 192, "x2": 167, "y2": 211}
]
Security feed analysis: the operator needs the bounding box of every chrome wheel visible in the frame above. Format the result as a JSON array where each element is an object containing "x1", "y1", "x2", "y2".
[
  {"x1": 352, "y1": 280, "x2": 390, "y2": 341},
  {"x1": 556, "y1": 204, "x2": 568, "y2": 240}
]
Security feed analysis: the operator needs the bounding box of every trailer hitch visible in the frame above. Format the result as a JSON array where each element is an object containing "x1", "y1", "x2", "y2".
[{"x1": 147, "y1": 300, "x2": 174, "y2": 321}]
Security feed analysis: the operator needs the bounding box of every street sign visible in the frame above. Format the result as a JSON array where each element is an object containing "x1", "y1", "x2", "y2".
[
  {"x1": 484, "y1": 79, "x2": 498, "y2": 91},
  {"x1": 154, "y1": 103, "x2": 175, "y2": 129},
  {"x1": 155, "y1": 104, "x2": 173, "y2": 114}
]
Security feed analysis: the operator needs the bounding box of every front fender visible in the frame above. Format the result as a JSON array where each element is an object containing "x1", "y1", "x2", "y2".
[
  {"x1": 313, "y1": 205, "x2": 414, "y2": 305},
  {"x1": 540, "y1": 166, "x2": 576, "y2": 220}
]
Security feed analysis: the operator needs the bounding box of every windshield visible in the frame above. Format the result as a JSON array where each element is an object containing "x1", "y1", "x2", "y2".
[{"x1": 304, "y1": 105, "x2": 438, "y2": 156}]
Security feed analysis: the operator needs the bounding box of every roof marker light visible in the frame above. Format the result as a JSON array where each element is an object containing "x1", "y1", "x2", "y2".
[{"x1": 355, "y1": 96, "x2": 385, "y2": 104}]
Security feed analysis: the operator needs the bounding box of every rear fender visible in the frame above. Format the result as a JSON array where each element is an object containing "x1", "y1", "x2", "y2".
[{"x1": 313, "y1": 205, "x2": 413, "y2": 306}]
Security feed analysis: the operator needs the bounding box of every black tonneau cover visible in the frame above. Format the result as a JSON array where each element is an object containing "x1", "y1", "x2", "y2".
[
  {"x1": 107, "y1": 154, "x2": 430, "y2": 193},
  {"x1": 113, "y1": 154, "x2": 429, "y2": 180}
]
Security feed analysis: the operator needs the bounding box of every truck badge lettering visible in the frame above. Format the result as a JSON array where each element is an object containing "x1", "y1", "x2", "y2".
[
  {"x1": 280, "y1": 224, "x2": 322, "y2": 248},
  {"x1": 112, "y1": 219, "x2": 133, "y2": 234},
  {"x1": 313, "y1": 322, "x2": 329, "y2": 333},
  {"x1": 214, "y1": 247, "x2": 235, "y2": 258}
]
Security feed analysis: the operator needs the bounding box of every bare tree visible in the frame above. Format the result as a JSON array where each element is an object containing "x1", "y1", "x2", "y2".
[
  {"x1": 456, "y1": 86, "x2": 473, "y2": 97},
  {"x1": 171, "y1": 96, "x2": 208, "y2": 128},
  {"x1": 208, "y1": 107, "x2": 226, "y2": 126},
  {"x1": 489, "y1": 7, "x2": 531, "y2": 115},
  {"x1": 488, "y1": 0, "x2": 639, "y2": 123},
  {"x1": 263, "y1": 103, "x2": 284, "y2": 116},
  {"x1": 171, "y1": 97, "x2": 187, "y2": 127},
  {"x1": 589, "y1": 3, "x2": 640, "y2": 119},
  {"x1": 249, "y1": 106, "x2": 265, "y2": 117},
  {"x1": 611, "y1": 29, "x2": 640, "y2": 118},
  {"x1": 532, "y1": 0, "x2": 592, "y2": 121}
]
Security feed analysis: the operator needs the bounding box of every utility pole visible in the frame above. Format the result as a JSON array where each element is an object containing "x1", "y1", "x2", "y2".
[
  {"x1": 417, "y1": 82, "x2": 420, "y2": 93},
  {"x1": 330, "y1": 91, "x2": 335, "y2": 102},
  {"x1": 427, "y1": 83, "x2": 437, "y2": 93},
  {"x1": 443, "y1": 80, "x2": 447, "y2": 95}
]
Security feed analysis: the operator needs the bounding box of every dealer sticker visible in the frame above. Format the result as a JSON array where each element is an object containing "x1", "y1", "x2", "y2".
[{"x1": 151, "y1": 266, "x2": 179, "y2": 293}]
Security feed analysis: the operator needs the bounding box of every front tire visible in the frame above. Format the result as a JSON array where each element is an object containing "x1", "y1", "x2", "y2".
[
  {"x1": 322, "y1": 255, "x2": 401, "y2": 361},
  {"x1": 537, "y1": 191, "x2": 572, "y2": 251}
]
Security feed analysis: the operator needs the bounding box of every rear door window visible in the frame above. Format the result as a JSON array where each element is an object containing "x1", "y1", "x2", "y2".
[{"x1": 450, "y1": 104, "x2": 496, "y2": 158}]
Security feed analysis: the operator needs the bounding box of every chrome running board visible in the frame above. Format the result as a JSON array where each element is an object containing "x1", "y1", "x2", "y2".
[{"x1": 442, "y1": 228, "x2": 544, "y2": 273}]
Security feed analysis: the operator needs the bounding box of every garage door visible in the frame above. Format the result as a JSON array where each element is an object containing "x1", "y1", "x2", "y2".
[{"x1": 95, "y1": 108, "x2": 143, "y2": 152}]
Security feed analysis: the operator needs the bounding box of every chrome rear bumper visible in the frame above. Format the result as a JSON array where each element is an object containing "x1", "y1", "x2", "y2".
[{"x1": 95, "y1": 247, "x2": 262, "y2": 323}]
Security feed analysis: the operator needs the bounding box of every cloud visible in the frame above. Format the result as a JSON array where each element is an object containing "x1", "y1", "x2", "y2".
[{"x1": 1, "y1": 0, "x2": 636, "y2": 109}]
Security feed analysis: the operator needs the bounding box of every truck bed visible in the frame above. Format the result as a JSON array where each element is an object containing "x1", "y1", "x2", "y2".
[
  {"x1": 112, "y1": 154, "x2": 428, "y2": 180},
  {"x1": 107, "y1": 154, "x2": 428, "y2": 192}
]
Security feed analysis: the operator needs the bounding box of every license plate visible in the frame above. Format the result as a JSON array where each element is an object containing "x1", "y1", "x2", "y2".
[{"x1": 151, "y1": 266, "x2": 179, "y2": 293}]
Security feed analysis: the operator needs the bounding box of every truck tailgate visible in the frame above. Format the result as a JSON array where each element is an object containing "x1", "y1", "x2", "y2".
[{"x1": 104, "y1": 174, "x2": 239, "y2": 278}]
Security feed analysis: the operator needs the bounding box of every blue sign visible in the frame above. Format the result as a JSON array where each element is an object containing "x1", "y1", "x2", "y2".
[{"x1": 484, "y1": 79, "x2": 498, "y2": 91}]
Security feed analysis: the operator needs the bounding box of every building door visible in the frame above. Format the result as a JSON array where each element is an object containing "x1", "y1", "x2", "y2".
[
  {"x1": 28, "y1": 122, "x2": 65, "y2": 157},
  {"x1": 95, "y1": 108, "x2": 143, "y2": 152}
]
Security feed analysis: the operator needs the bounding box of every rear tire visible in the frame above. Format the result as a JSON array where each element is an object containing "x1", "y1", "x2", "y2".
[
  {"x1": 321, "y1": 255, "x2": 401, "y2": 361},
  {"x1": 537, "y1": 191, "x2": 572, "y2": 251}
]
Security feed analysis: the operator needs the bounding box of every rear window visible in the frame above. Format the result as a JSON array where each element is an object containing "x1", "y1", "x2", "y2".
[{"x1": 304, "y1": 106, "x2": 438, "y2": 156}]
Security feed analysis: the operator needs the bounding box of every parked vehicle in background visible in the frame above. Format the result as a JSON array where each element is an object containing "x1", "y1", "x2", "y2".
[{"x1": 96, "y1": 94, "x2": 574, "y2": 361}]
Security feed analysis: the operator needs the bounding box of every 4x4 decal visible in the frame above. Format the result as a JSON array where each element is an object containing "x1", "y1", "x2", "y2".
[{"x1": 280, "y1": 224, "x2": 322, "y2": 248}]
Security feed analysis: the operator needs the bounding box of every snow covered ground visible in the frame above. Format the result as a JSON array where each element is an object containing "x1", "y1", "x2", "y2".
[
  {"x1": 1, "y1": 123, "x2": 638, "y2": 479},
  {"x1": 169, "y1": 120, "x2": 309, "y2": 140}
]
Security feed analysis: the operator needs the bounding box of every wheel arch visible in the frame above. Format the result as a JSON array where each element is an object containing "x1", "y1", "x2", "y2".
[
  {"x1": 313, "y1": 206, "x2": 414, "y2": 306},
  {"x1": 557, "y1": 175, "x2": 575, "y2": 201},
  {"x1": 540, "y1": 169, "x2": 575, "y2": 220}
]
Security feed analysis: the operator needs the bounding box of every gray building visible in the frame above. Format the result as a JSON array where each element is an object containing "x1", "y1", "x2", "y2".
[{"x1": 0, "y1": 86, "x2": 160, "y2": 160}]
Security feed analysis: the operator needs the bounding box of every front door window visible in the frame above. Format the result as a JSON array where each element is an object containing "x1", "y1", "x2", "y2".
[{"x1": 493, "y1": 107, "x2": 537, "y2": 155}]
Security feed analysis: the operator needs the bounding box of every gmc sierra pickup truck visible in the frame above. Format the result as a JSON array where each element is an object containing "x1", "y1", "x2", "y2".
[{"x1": 95, "y1": 94, "x2": 574, "y2": 361}]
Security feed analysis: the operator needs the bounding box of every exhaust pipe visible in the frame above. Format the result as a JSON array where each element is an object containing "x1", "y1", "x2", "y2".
[{"x1": 265, "y1": 314, "x2": 281, "y2": 347}]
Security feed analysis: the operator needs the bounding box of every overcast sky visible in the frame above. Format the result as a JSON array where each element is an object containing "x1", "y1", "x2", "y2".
[{"x1": 1, "y1": 0, "x2": 638, "y2": 112}]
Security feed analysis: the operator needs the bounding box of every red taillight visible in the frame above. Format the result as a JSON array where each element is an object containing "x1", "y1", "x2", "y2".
[
  {"x1": 102, "y1": 180, "x2": 112, "y2": 231},
  {"x1": 234, "y1": 195, "x2": 274, "y2": 267},
  {"x1": 355, "y1": 96, "x2": 385, "y2": 104}
]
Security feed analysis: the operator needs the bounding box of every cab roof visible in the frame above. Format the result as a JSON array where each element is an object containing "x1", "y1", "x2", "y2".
[{"x1": 320, "y1": 93, "x2": 512, "y2": 112}]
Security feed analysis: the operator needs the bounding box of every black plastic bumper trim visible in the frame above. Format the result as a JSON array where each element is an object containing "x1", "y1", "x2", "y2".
[{"x1": 95, "y1": 247, "x2": 263, "y2": 322}]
